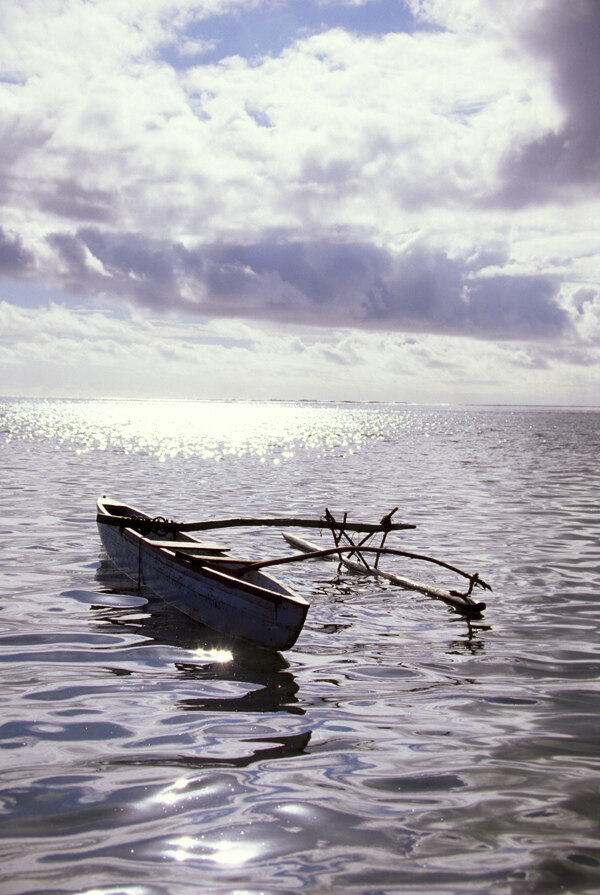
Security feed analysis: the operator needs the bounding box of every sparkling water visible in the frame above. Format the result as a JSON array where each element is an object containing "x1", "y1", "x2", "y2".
[{"x1": 1, "y1": 399, "x2": 599, "y2": 894}]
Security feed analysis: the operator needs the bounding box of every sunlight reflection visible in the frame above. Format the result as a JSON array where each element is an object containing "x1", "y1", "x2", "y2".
[
  {"x1": 211, "y1": 838, "x2": 263, "y2": 866},
  {"x1": 166, "y1": 835, "x2": 263, "y2": 866},
  {"x1": 193, "y1": 647, "x2": 233, "y2": 663},
  {"x1": 156, "y1": 776, "x2": 190, "y2": 807},
  {"x1": 171, "y1": 835, "x2": 198, "y2": 862},
  {"x1": 3, "y1": 398, "x2": 399, "y2": 462}
]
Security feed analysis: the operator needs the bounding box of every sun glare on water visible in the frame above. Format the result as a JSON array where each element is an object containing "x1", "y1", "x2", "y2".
[
  {"x1": 193, "y1": 647, "x2": 233, "y2": 663},
  {"x1": 168, "y1": 835, "x2": 263, "y2": 866},
  {"x1": 4, "y1": 397, "x2": 397, "y2": 462}
]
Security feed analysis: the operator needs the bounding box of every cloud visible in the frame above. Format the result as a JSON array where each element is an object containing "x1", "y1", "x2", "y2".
[
  {"x1": 44, "y1": 227, "x2": 571, "y2": 340},
  {"x1": 37, "y1": 179, "x2": 114, "y2": 223},
  {"x1": 1, "y1": 298, "x2": 596, "y2": 403},
  {"x1": 1, "y1": 4, "x2": 556, "y2": 238},
  {"x1": 195, "y1": 239, "x2": 570, "y2": 340},
  {"x1": 407, "y1": 0, "x2": 600, "y2": 205},
  {"x1": 570, "y1": 287, "x2": 600, "y2": 345},
  {"x1": 0, "y1": 227, "x2": 35, "y2": 276},
  {"x1": 47, "y1": 229, "x2": 186, "y2": 311},
  {"x1": 0, "y1": 0, "x2": 598, "y2": 404},
  {"x1": 496, "y1": 0, "x2": 600, "y2": 205}
]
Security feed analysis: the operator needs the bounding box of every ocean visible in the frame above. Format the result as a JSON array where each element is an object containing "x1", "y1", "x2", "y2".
[{"x1": 1, "y1": 398, "x2": 599, "y2": 895}]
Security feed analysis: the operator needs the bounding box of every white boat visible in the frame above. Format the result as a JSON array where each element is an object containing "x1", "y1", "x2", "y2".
[{"x1": 96, "y1": 498, "x2": 309, "y2": 651}]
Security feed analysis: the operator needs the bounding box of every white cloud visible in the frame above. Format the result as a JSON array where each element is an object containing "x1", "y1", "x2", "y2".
[
  {"x1": 0, "y1": 299, "x2": 597, "y2": 403},
  {"x1": 0, "y1": 0, "x2": 599, "y2": 402},
  {"x1": 0, "y1": 1, "x2": 564, "y2": 242}
]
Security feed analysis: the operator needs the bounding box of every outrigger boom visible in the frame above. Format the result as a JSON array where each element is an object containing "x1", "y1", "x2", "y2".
[
  {"x1": 281, "y1": 534, "x2": 489, "y2": 614},
  {"x1": 96, "y1": 513, "x2": 416, "y2": 536},
  {"x1": 305, "y1": 508, "x2": 491, "y2": 613}
]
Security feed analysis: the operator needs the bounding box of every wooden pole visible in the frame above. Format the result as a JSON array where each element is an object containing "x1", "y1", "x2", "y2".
[
  {"x1": 179, "y1": 517, "x2": 416, "y2": 534},
  {"x1": 324, "y1": 507, "x2": 371, "y2": 571},
  {"x1": 98, "y1": 514, "x2": 416, "y2": 534},
  {"x1": 239, "y1": 545, "x2": 492, "y2": 590}
]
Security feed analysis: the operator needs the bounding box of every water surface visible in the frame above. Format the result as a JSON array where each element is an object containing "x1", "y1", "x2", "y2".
[{"x1": 1, "y1": 399, "x2": 599, "y2": 894}]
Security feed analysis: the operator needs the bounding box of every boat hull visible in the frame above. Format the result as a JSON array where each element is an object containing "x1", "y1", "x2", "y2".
[{"x1": 97, "y1": 499, "x2": 309, "y2": 651}]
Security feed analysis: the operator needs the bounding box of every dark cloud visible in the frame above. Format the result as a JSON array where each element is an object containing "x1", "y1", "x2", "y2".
[
  {"x1": 39, "y1": 179, "x2": 114, "y2": 223},
  {"x1": 498, "y1": 0, "x2": 600, "y2": 205},
  {"x1": 0, "y1": 226, "x2": 34, "y2": 276},
  {"x1": 571, "y1": 287, "x2": 597, "y2": 313},
  {"x1": 509, "y1": 342, "x2": 597, "y2": 369},
  {"x1": 0, "y1": 118, "x2": 50, "y2": 195},
  {"x1": 46, "y1": 227, "x2": 571, "y2": 341},
  {"x1": 48, "y1": 229, "x2": 183, "y2": 310},
  {"x1": 464, "y1": 275, "x2": 567, "y2": 339},
  {"x1": 194, "y1": 240, "x2": 569, "y2": 340}
]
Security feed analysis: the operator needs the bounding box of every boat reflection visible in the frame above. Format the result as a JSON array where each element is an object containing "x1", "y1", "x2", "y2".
[
  {"x1": 172, "y1": 661, "x2": 303, "y2": 714},
  {"x1": 446, "y1": 613, "x2": 491, "y2": 656},
  {"x1": 93, "y1": 558, "x2": 305, "y2": 717},
  {"x1": 107, "y1": 730, "x2": 312, "y2": 772}
]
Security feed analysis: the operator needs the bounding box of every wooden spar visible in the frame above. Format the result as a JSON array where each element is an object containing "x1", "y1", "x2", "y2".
[
  {"x1": 321, "y1": 506, "x2": 398, "y2": 571},
  {"x1": 179, "y1": 518, "x2": 416, "y2": 533},
  {"x1": 238, "y1": 544, "x2": 492, "y2": 591},
  {"x1": 97, "y1": 514, "x2": 416, "y2": 534},
  {"x1": 324, "y1": 508, "x2": 369, "y2": 569}
]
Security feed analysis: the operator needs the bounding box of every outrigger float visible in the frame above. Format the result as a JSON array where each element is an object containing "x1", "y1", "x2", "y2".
[{"x1": 97, "y1": 498, "x2": 491, "y2": 652}]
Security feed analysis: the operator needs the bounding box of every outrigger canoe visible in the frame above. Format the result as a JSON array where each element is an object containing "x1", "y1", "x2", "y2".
[{"x1": 97, "y1": 498, "x2": 491, "y2": 651}]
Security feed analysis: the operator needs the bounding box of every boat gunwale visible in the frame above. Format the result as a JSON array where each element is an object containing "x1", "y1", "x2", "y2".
[{"x1": 97, "y1": 499, "x2": 309, "y2": 610}]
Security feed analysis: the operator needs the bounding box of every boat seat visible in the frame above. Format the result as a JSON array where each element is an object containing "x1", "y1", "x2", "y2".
[{"x1": 146, "y1": 540, "x2": 230, "y2": 553}]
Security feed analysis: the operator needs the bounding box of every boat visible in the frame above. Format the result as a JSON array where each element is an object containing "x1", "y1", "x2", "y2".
[
  {"x1": 96, "y1": 499, "x2": 490, "y2": 651},
  {"x1": 96, "y1": 497, "x2": 309, "y2": 651}
]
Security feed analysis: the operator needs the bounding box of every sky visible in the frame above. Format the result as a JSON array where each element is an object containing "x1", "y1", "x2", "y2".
[{"x1": 1, "y1": 0, "x2": 599, "y2": 404}]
